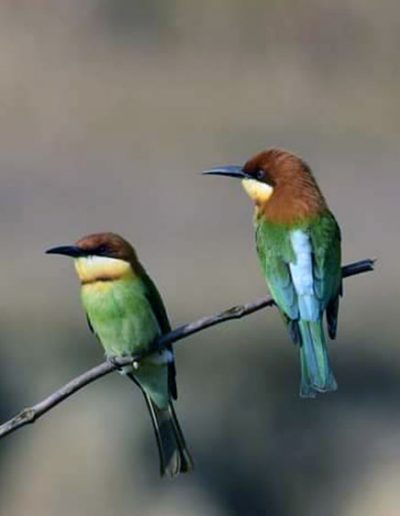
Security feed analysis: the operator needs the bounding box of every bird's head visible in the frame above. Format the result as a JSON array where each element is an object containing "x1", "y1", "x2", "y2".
[
  {"x1": 46, "y1": 232, "x2": 139, "y2": 284},
  {"x1": 204, "y1": 148, "x2": 309, "y2": 205},
  {"x1": 204, "y1": 148, "x2": 327, "y2": 223}
]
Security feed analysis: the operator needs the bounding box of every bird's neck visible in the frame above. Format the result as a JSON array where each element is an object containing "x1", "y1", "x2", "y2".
[
  {"x1": 74, "y1": 256, "x2": 135, "y2": 285},
  {"x1": 252, "y1": 175, "x2": 327, "y2": 226}
]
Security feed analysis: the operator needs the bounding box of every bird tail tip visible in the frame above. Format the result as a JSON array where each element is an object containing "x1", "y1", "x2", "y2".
[
  {"x1": 147, "y1": 397, "x2": 194, "y2": 478},
  {"x1": 298, "y1": 320, "x2": 338, "y2": 398}
]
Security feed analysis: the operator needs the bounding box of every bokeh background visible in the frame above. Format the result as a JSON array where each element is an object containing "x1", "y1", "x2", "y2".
[{"x1": 0, "y1": 1, "x2": 398, "y2": 515}]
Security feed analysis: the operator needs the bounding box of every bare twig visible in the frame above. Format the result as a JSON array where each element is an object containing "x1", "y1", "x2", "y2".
[{"x1": 0, "y1": 259, "x2": 375, "y2": 439}]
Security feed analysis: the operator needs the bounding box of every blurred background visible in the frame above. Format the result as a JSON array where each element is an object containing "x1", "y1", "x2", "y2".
[{"x1": 0, "y1": 1, "x2": 398, "y2": 515}]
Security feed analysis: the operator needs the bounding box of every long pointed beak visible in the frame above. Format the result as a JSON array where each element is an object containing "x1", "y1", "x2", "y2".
[
  {"x1": 202, "y1": 165, "x2": 248, "y2": 179},
  {"x1": 45, "y1": 245, "x2": 84, "y2": 258}
]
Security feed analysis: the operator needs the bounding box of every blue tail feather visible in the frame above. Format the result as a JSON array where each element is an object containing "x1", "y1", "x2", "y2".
[{"x1": 298, "y1": 319, "x2": 337, "y2": 398}]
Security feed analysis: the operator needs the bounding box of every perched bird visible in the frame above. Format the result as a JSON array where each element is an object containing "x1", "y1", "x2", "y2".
[
  {"x1": 46, "y1": 232, "x2": 193, "y2": 476},
  {"x1": 204, "y1": 149, "x2": 342, "y2": 398}
]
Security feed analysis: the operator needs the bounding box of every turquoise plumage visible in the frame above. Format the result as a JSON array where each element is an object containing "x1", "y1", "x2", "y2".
[
  {"x1": 204, "y1": 148, "x2": 342, "y2": 397},
  {"x1": 47, "y1": 232, "x2": 193, "y2": 476}
]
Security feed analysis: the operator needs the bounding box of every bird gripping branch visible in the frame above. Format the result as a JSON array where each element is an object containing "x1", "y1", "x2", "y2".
[{"x1": 205, "y1": 149, "x2": 342, "y2": 398}]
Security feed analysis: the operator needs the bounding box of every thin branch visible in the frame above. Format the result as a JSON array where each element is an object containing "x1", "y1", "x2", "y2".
[{"x1": 0, "y1": 259, "x2": 375, "y2": 439}]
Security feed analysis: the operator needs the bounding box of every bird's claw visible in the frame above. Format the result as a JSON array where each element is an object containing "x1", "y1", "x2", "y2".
[{"x1": 107, "y1": 356, "x2": 120, "y2": 368}]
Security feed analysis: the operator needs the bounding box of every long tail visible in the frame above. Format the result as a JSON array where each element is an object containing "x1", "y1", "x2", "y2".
[
  {"x1": 298, "y1": 319, "x2": 337, "y2": 398},
  {"x1": 142, "y1": 392, "x2": 193, "y2": 477}
]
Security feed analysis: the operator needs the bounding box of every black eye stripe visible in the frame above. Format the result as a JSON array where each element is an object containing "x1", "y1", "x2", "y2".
[
  {"x1": 254, "y1": 168, "x2": 275, "y2": 186},
  {"x1": 97, "y1": 245, "x2": 108, "y2": 254}
]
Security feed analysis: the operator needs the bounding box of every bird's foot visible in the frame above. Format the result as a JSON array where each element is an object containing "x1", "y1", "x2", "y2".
[
  {"x1": 107, "y1": 356, "x2": 122, "y2": 369},
  {"x1": 107, "y1": 355, "x2": 141, "y2": 372}
]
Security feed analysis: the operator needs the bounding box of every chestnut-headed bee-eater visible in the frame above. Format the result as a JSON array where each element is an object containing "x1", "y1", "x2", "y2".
[
  {"x1": 46, "y1": 232, "x2": 193, "y2": 477},
  {"x1": 204, "y1": 149, "x2": 342, "y2": 398}
]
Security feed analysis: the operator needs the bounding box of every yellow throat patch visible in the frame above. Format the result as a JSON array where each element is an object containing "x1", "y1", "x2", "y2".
[
  {"x1": 74, "y1": 256, "x2": 133, "y2": 285},
  {"x1": 241, "y1": 179, "x2": 274, "y2": 204}
]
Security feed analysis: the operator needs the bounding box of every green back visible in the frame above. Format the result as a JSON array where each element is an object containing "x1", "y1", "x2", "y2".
[{"x1": 255, "y1": 211, "x2": 341, "y2": 333}]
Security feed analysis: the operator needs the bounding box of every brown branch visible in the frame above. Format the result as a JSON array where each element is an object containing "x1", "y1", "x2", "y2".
[{"x1": 0, "y1": 259, "x2": 375, "y2": 439}]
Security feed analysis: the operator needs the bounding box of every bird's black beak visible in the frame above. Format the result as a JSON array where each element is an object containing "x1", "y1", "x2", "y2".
[
  {"x1": 46, "y1": 245, "x2": 85, "y2": 258},
  {"x1": 202, "y1": 165, "x2": 249, "y2": 179}
]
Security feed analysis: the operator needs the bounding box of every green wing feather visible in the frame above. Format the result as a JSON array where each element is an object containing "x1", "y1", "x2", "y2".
[
  {"x1": 309, "y1": 212, "x2": 342, "y2": 337},
  {"x1": 140, "y1": 271, "x2": 178, "y2": 400},
  {"x1": 140, "y1": 272, "x2": 172, "y2": 334},
  {"x1": 255, "y1": 220, "x2": 299, "y2": 321}
]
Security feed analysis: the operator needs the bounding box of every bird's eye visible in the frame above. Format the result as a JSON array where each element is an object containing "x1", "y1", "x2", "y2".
[
  {"x1": 98, "y1": 245, "x2": 107, "y2": 254},
  {"x1": 255, "y1": 169, "x2": 265, "y2": 180}
]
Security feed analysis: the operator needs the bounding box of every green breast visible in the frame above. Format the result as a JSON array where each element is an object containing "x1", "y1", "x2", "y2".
[{"x1": 81, "y1": 277, "x2": 160, "y2": 357}]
